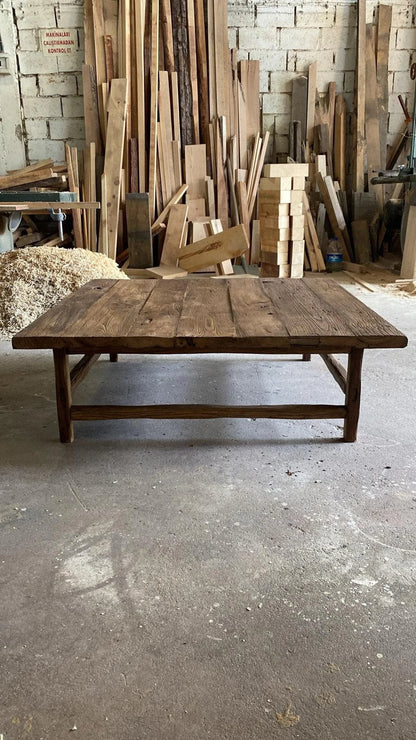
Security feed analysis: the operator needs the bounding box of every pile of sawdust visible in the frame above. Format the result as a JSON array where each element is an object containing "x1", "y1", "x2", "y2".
[{"x1": 0, "y1": 246, "x2": 128, "y2": 339}]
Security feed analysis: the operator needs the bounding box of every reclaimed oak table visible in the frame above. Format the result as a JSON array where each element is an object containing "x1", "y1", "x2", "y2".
[{"x1": 12, "y1": 277, "x2": 408, "y2": 443}]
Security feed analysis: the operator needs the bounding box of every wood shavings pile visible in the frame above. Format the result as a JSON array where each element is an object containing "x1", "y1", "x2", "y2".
[{"x1": 0, "y1": 246, "x2": 128, "y2": 339}]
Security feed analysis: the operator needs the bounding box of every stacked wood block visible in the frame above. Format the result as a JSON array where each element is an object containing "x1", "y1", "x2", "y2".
[{"x1": 259, "y1": 165, "x2": 308, "y2": 279}]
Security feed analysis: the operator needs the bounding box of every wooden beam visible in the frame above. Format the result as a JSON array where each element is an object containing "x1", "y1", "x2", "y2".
[
  {"x1": 148, "y1": 0, "x2": 159, "y2": 223},
  {"x1": 306, "y1": 62, "x2": 317, "y2": 156},
  {"x1": 71, "y1": 404, "x2": 348, "y2": 422},
  {"x1": 376, "y1": 4, "x2": 392, "y2": 171},
  {"x1": 354, "y1": 0, "x2": 366, "y2": 191},
  {"x1": 365, "y1": 23, "x2": 382, "y2": 210},
  {"x1": 320, "y1": 353, "x2": 347, "y2": 393}
]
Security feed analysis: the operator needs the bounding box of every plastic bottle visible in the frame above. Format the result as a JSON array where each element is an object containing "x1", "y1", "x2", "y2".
[{"x1": 326, "y1": 237, "x2": 343, "y2": 272}]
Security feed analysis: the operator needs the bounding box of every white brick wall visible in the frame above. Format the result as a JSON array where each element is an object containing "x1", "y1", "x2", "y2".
[
  {"x1": 8, "y1": 0, "x2": 416, "y2": 165},
  {"x1": 229, "y1": 0, "x2": 416, "y2": 158},
  {"x1": 11, "y1": 0, "x2": 83, "y2": 163}
]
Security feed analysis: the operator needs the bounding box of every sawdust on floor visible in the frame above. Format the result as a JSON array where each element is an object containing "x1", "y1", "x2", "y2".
[{"x1": 0, "y1": 246, "x2": 128, "y2": 339}]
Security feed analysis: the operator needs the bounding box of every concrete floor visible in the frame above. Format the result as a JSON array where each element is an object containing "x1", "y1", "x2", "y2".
[{"x1": 0, "y1": 277, "x2": 415, "y2": 739}]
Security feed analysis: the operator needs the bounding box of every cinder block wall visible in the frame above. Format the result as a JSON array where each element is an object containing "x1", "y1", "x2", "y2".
[
  {"x1": 10, "y1": 0, "x2": 416, "y2": 163},
  {"x1": 12, "y1": 0, "x2": 84, "y2": 163},
  {"x1": 229, "y1": 0, "x2": 415, "y2": 158}
]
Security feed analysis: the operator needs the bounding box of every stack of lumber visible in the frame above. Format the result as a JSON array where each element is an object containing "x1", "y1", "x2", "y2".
[
  {"x1": 259, "y1": 164, "x2": 310, "y2": 278},
  {"x1": 0, "y1": 156, "x2": 99, "y2": 251},
  {"x1": 0, "y1": 159, "x2": 68, "y2": 193},
  {"x1": 80, "y1": 0, "x2": 268, "y2": 271},
  {"x1": 286, "y1": 1, "x2": 410, "y2": 268}
]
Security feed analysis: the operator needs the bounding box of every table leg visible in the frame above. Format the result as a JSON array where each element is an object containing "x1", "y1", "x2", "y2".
[
  {"x1": 110, "y1": 353, "x2": 118, "y2": 362},
  {"x1": 344, "y1": 348, "x2": 364, "y2": 442},
  {"x1": 53, "y1": 349, "x2": 73, "y2": 443}
]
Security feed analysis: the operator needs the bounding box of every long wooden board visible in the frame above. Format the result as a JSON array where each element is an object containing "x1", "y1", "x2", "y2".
[
  {"x1": 99, "y1": 78, "x2": 128, "y2": 260},
  {"x1": 126, "y1": 193, "x2": 153, "y2": 268}
]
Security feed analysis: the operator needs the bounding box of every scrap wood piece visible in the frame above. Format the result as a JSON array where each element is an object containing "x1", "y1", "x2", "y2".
[
  {"x1": 145, "y1": 265, "x2": 188, "y2": 279},
  {"x1": 151, "y1": 184, "x2": 188, "y2": 234},
  {"x1": 306, "y1": 61, "x2": 317, "y2": 155},
  {"x1": 209, "y1": 218, "x2": 233, "y2": 275},
  {"x1": 0, "y1": 168, "x2": 56, "y2": 190},
  {"x1": 302, "y1": 193, "x2": 326, "y2": 271},
  {"x1": 248, "y1": 130, "x2": 270, "y2": 221},
  {"x1": 179, "y1": 224, "x2": 249, "y2": 273},
  {"x1": 334, "y1": 95, "x2": 346, "y2": 190},
  {"x1": 98, "y1": 77, "x2": 128, "y2": 261},
  {"x1": 6, "y1": 159, "x2": 54, "y2": 177},
  {"x1": 65, "y1": 145, "x2": 83, "y2": 250},
  {"x1": 126, "y1": 192, "x2": 153, "y2": 268},
  {"x1": 160, "y1": 203, "x2": 189, "y2": 266},
  {"x1": 134, "y1": 0, "x2": 146, "y2": 191},
  {"x1": 316, "y1": 173, "x2": 352, "y2": 261}
]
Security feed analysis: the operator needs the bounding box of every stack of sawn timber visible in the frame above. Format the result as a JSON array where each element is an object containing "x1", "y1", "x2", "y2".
[
  {"x1": 80, "y1": 0, "x2": 272, "y2": 276},
  {"x1": 287, "y1": 2, "x2": 408, "y2": 267}
]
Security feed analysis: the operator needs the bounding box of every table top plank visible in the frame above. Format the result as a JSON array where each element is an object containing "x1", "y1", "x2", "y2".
[
  {"x1": 228, "y1": 278, "x2": 288, "y2": 338},
  {"x1": 63, "y1": 280, "x2": 156, "y2": 338},
  {"x1": 125, "y1": 279, "x2": 189, "y2": 338},
  {"x1": 12, "y1": 280, "x2": 118, "y2": 347},
  {"x1": 12, "y1": 277, "x2": 408, "y2": 352},
  {"x1": 176, "y1": 279, "x2": 236, "y2": 338},
  {"x1": 262, "y1": 279, "x2": 353, "y2": 342},
  {"x1": 305, "y1": 278, "x2": 408, "y2": 347}
]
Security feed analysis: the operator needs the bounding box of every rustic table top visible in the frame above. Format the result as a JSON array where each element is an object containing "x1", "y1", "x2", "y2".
[{"x1": 12, "y1": 277, "x2": 408, "y2": 353}]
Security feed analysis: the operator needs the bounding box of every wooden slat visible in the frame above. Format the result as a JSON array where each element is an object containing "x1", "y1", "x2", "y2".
[
  {"x1": 376, "y1": 4, "x2": 392, "y2": 172},
  {"x1": 133, "y1": 0, "x2": 146, "y2": 192},
  {"x1": 160, "y1": 204, "x2": 188, "y2": 266},
  {"x1": 160, "y1": 0, "x2": 175, "y2": 73},
  {"x1": 354, "y1": 0, "x2": 366, "y2": 191},
  {"x1": 148, "y1": 0, "x2": 159, "y2": 223},
  {"x1": 151, "y1": 184, "x2": 188, "y2": 234},
  {"x1": 334, "y1": 94, "x2": 346, "y2": 190},
  {"x1": 98, "y1": 78, "x2": 128, "y2": 260},
  {"x1": 186, "y1": 0, "x2": 200, "y2": 143},
  {"x1": 194, "y1": 0, "x2": 209, "y2": 143},
  {"x1": 65, "y1": 145, "x2": 83, "y2": 250},
  {"x1": 306, "y1": 62, "x2": 317, "y2": 155},
  {"x1": 365, "y1": 23, "x2": 382, "y2": 210}
]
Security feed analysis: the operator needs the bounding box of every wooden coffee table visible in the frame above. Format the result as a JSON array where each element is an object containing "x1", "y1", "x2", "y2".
[{"x1": 12, "y1": 277, "x2": 407, "y2": 443}]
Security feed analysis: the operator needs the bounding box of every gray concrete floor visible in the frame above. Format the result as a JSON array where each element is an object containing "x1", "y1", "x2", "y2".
[{"x1": 0, "y1": 277, "x2": 415, "y2": 739}]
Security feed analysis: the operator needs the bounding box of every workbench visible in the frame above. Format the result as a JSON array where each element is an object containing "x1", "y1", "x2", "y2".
[{"x1": 12, "y1": 277, "x2": 408, "y2": 443}]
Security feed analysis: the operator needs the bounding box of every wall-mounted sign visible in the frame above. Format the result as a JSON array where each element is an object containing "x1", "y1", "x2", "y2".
[{"x1": 40, "y1": 29, "x2": 78, "y2": 56}]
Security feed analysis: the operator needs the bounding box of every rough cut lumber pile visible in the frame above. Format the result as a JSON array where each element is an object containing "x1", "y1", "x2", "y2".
[
  {"x1": 79, "y1": 0, "x2": 269, "y2": 274},
  {"x1": 0, "y1": 158, "x2": 98, "y2": 250},
  {"x1": 286, "y1": 1, "x2": 410, "y2": 270}
]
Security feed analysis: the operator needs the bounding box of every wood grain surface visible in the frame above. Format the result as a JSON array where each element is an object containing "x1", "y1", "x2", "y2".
[{"x1": 13, "y1": 278, "x2": 408, "y2": 353}]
